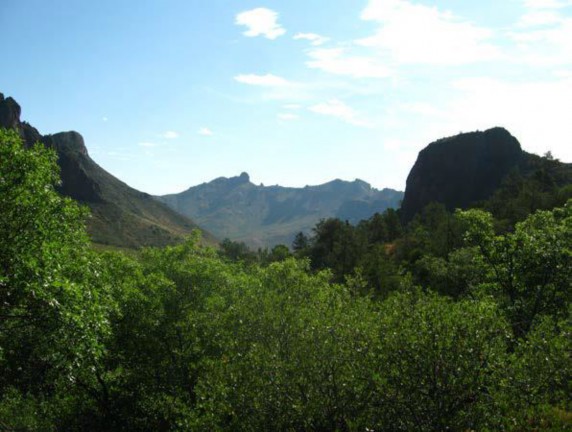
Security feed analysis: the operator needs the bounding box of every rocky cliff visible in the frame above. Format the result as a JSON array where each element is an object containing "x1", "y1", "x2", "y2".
[{"x1": 400, "y1": 127, "x2": 570, "y2": 221}]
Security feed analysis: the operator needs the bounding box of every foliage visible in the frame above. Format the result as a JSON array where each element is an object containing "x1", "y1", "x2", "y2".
[
  {"x1": 369, "y1": 291, "x2": 510, "y2": 431},
  {"x1": 457, "y1": 201, "x2": 571, "y2": 336},
  {"x1": 0, "y1": 129, "x2": 114, "y2": 429},
  {"x1": 1, "y1": 127, "x2": 570, "y2": 430}
]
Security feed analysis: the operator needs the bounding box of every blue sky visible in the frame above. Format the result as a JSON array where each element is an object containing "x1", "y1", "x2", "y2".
[{"x1": 2, "y1": 0, "x2": 572, "y2": 194}]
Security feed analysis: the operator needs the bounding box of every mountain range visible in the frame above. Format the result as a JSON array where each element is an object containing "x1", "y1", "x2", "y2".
[
  {"x1": 2, "y1": 91, "x2": 570, "y2": 250},
  {"x1": 156, "y1": 173, "x2": 403, "y2": 248}
]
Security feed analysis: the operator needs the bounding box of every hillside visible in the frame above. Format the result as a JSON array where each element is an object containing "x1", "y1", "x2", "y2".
[
  {"x1": 157, "y1": 172, "x2": 403, "y2": 248},
  {"x1": 0, "y1": 92, "x2": 216, "y2": 248}
]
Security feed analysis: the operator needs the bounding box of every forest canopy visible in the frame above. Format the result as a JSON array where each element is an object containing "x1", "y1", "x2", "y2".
[{"x1": 0, "y1": 128, "x2": 570, "y2": 431}]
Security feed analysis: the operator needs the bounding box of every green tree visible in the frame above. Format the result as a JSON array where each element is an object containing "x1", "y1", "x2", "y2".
[
  {"x1": 218, "y1": 238, "x2": 257, "y2": 264},
  {"x1": 0, "y1": 129, "x2": 112, "y2": 430},
  {"x1": 291, "y1": 231, "x2": 309, "y2": 257},
  {"x1": 309, "y1": 218, "x2": 365, "y2": 281},
  {"x1": 497, "y1": 313, "x2": 572, "y2": 430},
  {"x1": 369, "y1": 291, "x2": 510, "y2": 431},
  {"x1": 457, "y1": 202, "x2": 572, "y2": 337}
]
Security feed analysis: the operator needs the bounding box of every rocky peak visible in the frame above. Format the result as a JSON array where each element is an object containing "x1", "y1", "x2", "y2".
[
  {"x1": 42, "y1": 131, "x2": 89, "y2": 156},
  {"x1": 0, "y1": 92, "x2": 42, "y2": 146},
  {"x1": 226, "y1": 172, "x2": 251, "y2": 187},
  {"x1": 400, "y1": 127, "x2": 525, "y2": 222},
  {"x1": 0, "y1": 94, "x2": 22, "y2": 130}
]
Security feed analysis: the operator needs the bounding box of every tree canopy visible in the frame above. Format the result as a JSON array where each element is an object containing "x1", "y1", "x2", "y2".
[{"x1": 1, "y1": 128, "x2": 570, "y2": 431}]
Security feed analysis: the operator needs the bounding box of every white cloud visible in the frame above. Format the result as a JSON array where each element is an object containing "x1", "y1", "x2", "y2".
[
  {"x1": 235, "y1": 8, "x2": 286, "y2": 40},
  {"x1": 357, "y1": 0, "x2": 501, "y2": 65},
  {"x1": 293, "y1": 32, "x2": 330, "y2": 46},
  {"x1": 400, "y1": 102, "x2": 444, "y2": 117},
  {"x1": 509, "y1": 16, "x2": 572, "y2": 65},
  {"x1": 277, "y1": 113, "x2": 299, "y2": 121},
  {"x1": 523, "y1": 0, "x2": 572, "y2": 9},
  {"x1": 234, "y1": 73, "x2": 291, "y2": 87},
  {"x1": 438, "y1": 76, "x2": 572, "y2": 161},
  {"x1": 162, "y1": 131, "x2": 179, "y2": 139},
  {"x1": 198, "y1": 127, "x2": 214, "y2": 136},
  {"x1": 306, "y1": 47, "x2": 392, "y2": 78},
  {"x1": 283, "y1": 104, "x2": 302, "y2": 110},
  {"x1": 517, "y1": 10, "x2": 562, "y2": 27},
  {"x1": 309, "y1": 99, "x2": 369, "y2": 126},
  {"x1": 138, "y1": 142, "x2": 157, "y2": 148},
  {"x1": 102, "y1": 116, "x2": 108, "y2": 122}
]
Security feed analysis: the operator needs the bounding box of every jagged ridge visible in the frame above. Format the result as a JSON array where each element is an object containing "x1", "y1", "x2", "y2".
[{"x1": 157, "y1": 173, "x2": 403, "y2": 248}]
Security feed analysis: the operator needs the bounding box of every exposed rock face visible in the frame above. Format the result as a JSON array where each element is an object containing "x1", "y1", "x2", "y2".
[
  {"x1": 400, "y1": 127, "x2": 526, "y2": 222},
  {"x1": 0, "y1": 93, "x2": 21, "y2": 130},
  {"x1": 42, "y1": 132, "x2": 102, "y2": 202},
  {"x1": 157, "y1": 174, "x2": 403, "y2": 248},
  {"x1": 0, "y1": 92, "x2": 216, "y2": 248},
  {"x1": 0, "y1": 93, "x2": 42, "y2": 145}
]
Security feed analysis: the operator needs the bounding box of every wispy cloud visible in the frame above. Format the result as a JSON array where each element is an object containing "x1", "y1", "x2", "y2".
[
  {"x1": 106, "y1": 150, "x2": 135, "y2": 161},
  {"x1": 235, "y1": 8, "x2": 286, "y2": 40},
  {"x1": 508, "y1": 0, "x2": 572, "y2": 66},
  {"x1": 138, "y1": 141, "x2": 158, "y2": 148},
  {"x1": 162, "y1": 131, "x2": 179, "y2": 139},
  {"x1": 356, "y1": 0, "x2": 501, "y2": 65},
  {"x1": 309, "y1": 99, "x2": 369, "y2": 126},
  {"x1": 417, "y1": 75, "x2": 572, "y2": 161},
  {"x1": 523, "y1": 0, "x2": 572, "y2": 9},
  {"x1": 305, "y1": 47, "x2": 392, "y2": 78},
  {"x1": 277, "y1": 113, "x2": 299, "y2": 121},
  {"x1": 294, "y1": 32, "x2": 330, "y2": 46},
  {"x1": 234, "y1": 73, "x2": 291, "y2": 87},
  {"x1": 198, "y1": 127, "x2": 214, "y2": 136}
]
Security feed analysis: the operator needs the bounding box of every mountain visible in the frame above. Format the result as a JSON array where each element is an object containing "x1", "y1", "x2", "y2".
[
  {"x1": 0, "y1": 92, "x2": 216, "y2": 248},
  {"x1": 157, "y1": 172, "x2": 403, "y2": 248},
  {"x1": 400, "y1": 127, "x2": 572, "y2": 221}
]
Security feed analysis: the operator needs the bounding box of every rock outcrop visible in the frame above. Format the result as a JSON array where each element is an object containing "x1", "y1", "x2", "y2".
[{"x1": 401, "y1": 128, "x2": 525, "y2": 221}]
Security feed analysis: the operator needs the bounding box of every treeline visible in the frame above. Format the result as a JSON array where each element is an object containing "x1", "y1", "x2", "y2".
[{"x1": 1, "y1": 128, "x2": 571, "y2": 431}]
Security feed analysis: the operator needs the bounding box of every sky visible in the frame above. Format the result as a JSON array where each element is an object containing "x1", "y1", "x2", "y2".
[{"x1": 2, "y1": 0, "x2": 572, "y2": 195}]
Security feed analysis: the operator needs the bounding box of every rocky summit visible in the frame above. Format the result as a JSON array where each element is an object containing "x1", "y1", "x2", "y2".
[{"x1": 400, "y1": 127, "x2": 564, "y2": 221}]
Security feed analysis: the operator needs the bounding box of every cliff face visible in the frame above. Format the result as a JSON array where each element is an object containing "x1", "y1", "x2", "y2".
[
  {"x1": 0, "y1": 92, "x2": 216, "y2": 248},
  {"x1": 400, "y1": 128, "x2": 526, "y2": 221}
]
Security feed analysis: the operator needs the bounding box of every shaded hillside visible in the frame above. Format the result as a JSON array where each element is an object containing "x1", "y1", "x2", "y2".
[
  {"x1": 401, "y1": 127, "x2": 572, "y2": 222},
  {"x1": 0, "y1": 92, "x2": 216, "y2": 248},
  {"x1": 157, "y1": 172, "x2": 403, "y2": 248}
]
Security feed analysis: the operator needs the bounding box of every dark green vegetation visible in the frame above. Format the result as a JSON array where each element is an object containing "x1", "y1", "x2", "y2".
[
  {"x1": 157, "y1": 172, "x2": 402, "y2": 248},
  {"x1": 1, "y1": 126, "x2": 571, "y2": 431},
  {"x1": 0, "y1": 93, "x2": 216, "y2": 249}
]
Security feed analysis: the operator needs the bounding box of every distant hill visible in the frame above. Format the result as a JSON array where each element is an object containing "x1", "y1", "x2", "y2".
[
  {"x1": 401, "y1": 127, "x2": 572, "y2": 222},
  {"x1": 0, "y1": 92, "x2": 216, "y2": 248},
  {"x1": 157, "y1": 172, "x2": 403, "y2": 248}
]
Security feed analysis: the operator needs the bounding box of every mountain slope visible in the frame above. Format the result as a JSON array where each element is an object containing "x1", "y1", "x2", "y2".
[
  {"x1": 157, "y1": 172, "x2": 403, "y2": 248},
  {"x1": 400, "y1": 127, "x2": 572, "y2": 222},
  {"x1": 0, "y1": 92, "x2": 216, "y2": 248}
]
